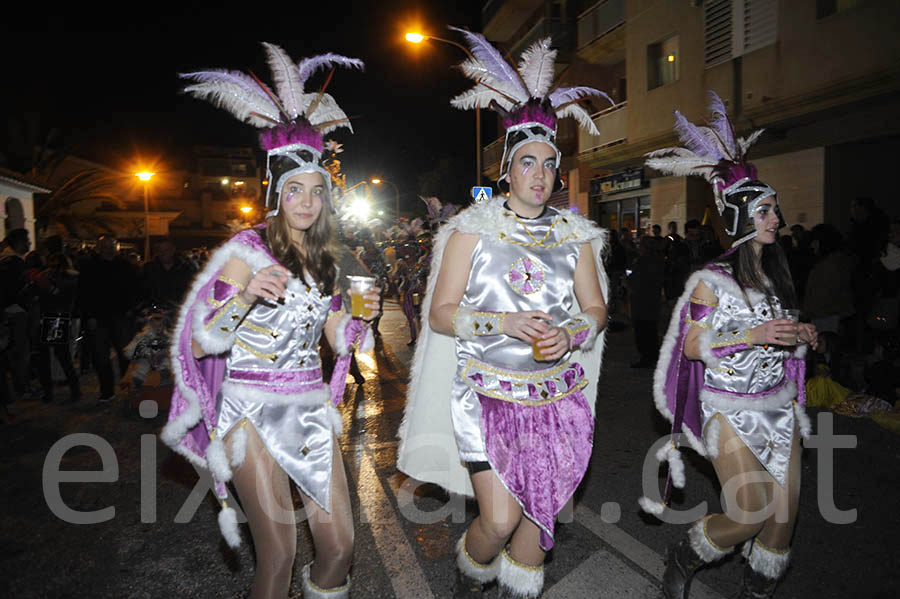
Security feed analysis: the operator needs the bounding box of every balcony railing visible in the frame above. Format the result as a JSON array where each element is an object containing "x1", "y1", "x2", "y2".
[
  {"x1": 482, "y1": 136, "x2": 505, "y2": 173},
  {"x1": 578, "y1": 101, "x2": 628, "y2": 153},
  {"x1": 577, "y1": 0, "x2": 626, "y2": 49},
  {"x1": 510, "y1": 18, "x2": 573, "y2": 59}
]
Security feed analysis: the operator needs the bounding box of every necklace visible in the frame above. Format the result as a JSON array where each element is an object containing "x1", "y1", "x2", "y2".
[{"x1": 498, "y1": 210, "x2": 575, "y2": 249}]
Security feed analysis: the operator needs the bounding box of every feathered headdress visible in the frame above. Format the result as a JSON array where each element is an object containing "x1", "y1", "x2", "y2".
[
  {"x1": 449, "y1": 27, "x2": 614, "y2": 191},
  {"x1": 645, "y1": 91, "x2": 782, "y2": 246},
  {"x1": 180, "y1": 43, "x2": 363, "y2": 217}
]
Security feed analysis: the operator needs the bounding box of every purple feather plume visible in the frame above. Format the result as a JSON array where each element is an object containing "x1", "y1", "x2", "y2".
[
  {"x1": 297, "y1": 53, "x2": 364, "y2": 88},
  {"x1": 673, "y1": 110, "x2": 724, "y2": 162},
  {"x1": 258, "y1": 121, "x2": 323, "y2": 153},
  {"x1": 705, "y1": 91, "x2": 736, "y2": 159},
  {"x1": 179, "y1": 69, "x2": 277, "y2": 109},
  {"x1": 449, "y1": 26, "x2": 528, "y2": 98},
  {"x1": 548, "y1": 86, "x2": 614, "y2": 110}
]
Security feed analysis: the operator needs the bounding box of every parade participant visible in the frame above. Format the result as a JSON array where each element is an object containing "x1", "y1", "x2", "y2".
[
  {"x1": 398, "y1": 30, "x2": 611, "y2": 599},
  {"x1": 639, "y1": 92, "x2": 822, "y2": 599},
  {"x1": 162, "y1": 44, "x2": 375, "y2": 599}
]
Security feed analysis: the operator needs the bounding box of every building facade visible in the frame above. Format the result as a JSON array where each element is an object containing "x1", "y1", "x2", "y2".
[{"x1": 481, "y1": 0, "x2": 900, "y2": 240}]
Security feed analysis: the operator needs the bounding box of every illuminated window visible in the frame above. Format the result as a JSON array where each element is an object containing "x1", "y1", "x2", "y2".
[{"x1": 648, "y1": 35, "x2": 679, "y2": 90}]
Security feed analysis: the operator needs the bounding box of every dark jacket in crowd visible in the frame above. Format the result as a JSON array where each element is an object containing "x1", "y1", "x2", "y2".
[
  {"x1": 78, "y1": 253, "x2": 139, "y2": 319},
  {"x1": 142, "y1": 256, "x2": 196, "y2": 307}
]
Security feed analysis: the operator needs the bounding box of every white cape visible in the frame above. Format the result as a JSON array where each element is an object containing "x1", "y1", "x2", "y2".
[{"x1": 396, "y1": 199, "x2": 609, "y2": 496}]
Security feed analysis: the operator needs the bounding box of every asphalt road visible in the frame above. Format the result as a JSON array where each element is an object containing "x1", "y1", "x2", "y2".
[{"x1": 2, "y1": 301, "x2": 897, "y2": 598}]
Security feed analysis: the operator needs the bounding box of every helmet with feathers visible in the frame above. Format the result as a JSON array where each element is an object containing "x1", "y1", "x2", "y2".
[
  {"x1": 449, "y1": 27, "x2": 614, "y2": 195},
  {"x1": 180, "y1": 43, "x2": 363, "y2": 217}
]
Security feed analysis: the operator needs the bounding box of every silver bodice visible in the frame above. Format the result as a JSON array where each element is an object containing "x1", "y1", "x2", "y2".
[
  {"x1": 703, "y1": 275, "x2": 786, "y2": 394},
  {"x1": 451, "y1": 206, "x2": 582, "y2": 460},
  {"x1": 226, "y1": 276, "x2": 331, "y2": 379}
]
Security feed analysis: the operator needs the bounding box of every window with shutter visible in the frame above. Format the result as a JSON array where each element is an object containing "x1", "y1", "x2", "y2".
[{"x1": 704, "y1": 0, "x2": 733, "y2": 68}]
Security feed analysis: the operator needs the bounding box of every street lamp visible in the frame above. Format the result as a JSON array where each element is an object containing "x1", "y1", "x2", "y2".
[
  {"x1": 370, "y1": 178, "x2": 400, "y2": 216},
  {"x1": 135, "y1": 171, "x2": 155, "y2": 262},
  {"x1": 405, "y1": 31, "x2": 482, "y2": 186}
]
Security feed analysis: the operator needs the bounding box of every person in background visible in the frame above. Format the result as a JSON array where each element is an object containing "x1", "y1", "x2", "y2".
[
  {"x1": 627, "y1": 236, "x2": 665, "y2": 368},
  {"x1": 142, "y1": 239, "x2": 196, "y2": 307},
  {"x1": 35, "y1": 253, "x2": 81, "y2": 403},
  {"x1": 0, "y1": 229, "x2": 36, "y2": 400},
  {"x1": 78, "y1": 235, "x2": 139, "y2": 404}
]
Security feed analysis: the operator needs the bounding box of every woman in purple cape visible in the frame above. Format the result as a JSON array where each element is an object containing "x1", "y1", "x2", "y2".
[
  {"x1": 640, "y1": 92, "x2": 822, "y2": 599},
  {"x1": 161, "y1": 44, "x2": 377, "y2": 599}
]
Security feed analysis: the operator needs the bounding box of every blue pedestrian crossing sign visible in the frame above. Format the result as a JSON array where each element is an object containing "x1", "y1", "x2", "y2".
[{"x1": 471, "y1": 186, "x2": 493, "y2": 202}]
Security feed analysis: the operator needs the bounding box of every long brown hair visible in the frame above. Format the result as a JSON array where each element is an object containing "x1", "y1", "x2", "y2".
[{"x1": 258, "y1": 162, "x2": 337, "y2": 293}]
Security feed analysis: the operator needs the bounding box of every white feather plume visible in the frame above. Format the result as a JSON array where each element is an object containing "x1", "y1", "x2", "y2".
[
  {"x1": 556, "y1": 103, "x2": 599, "y2": 136},
  {"x1": 451, "y1": 85, "x2": 515, "y2": 111},
  {"x1": 518, "y1": 37, "x2": 556, "y2": 98},
  {"x1": 739, "y1": 129, "x2": 765, "y2": 156},
  {"x1": 297, "y1": 92, "x2": 353, "y2": 133},
  {"x1": 297, "y1": 53, "x2": 365, "y2": 89},
  {"x1": 182, "y1": 81, "x2": 280, "y2": 128},
  {"x1": 263, "y1": 42, "x2": 304, "y2": 119}
]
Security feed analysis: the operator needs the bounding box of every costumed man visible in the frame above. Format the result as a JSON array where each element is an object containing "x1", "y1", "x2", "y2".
[
  {"x1": 162, "y1": 44, "x2": 377, "y2": 599},
  {"x1": 638, "y1": 92, "x2": 822, "y2": 599},
  {"x1": 398, "y1": 29, "x2": 611, "y2": 599}
]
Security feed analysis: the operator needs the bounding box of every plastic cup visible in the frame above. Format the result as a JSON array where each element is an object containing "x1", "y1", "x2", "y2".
[
  {"x1": 532, "y1": 337, "x2": 548, "y2": 361},
  {"x1": 347, "y1": 276, "x2": 377, "y2": 318},
  {"x1": 412, "y1": 292, "x2": 420, "y2": 306},
  {"x1": 781, "y1": 308, "x2": 800, "y2": 345}
]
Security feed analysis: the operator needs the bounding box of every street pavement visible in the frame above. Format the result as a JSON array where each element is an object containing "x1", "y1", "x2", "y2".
[{"x1": 2, "y1": 300, "x2": 898, "y2": 598}]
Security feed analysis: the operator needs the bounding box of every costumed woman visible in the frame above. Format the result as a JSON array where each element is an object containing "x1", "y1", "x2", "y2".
[
  {"x1": 639, "y1": 92, "x2": 822, "y2": 599},
  {"x1": 161, "y1": 44, "x2": 376, "y2": 599},
  {"x1": 398, "y1": 29, "x2": 611, "y2": 599}
]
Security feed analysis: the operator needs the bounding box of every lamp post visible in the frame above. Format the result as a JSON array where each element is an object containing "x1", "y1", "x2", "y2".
[
  {"x1": 370, "y1": 178, "x2": 400, "y2": 216},
  {"x1": 135, "y1": 171, "x2": 155, "y2": 262},
  {"x1": 405, "y1": 32, "x2": 481, "y2": 186}
]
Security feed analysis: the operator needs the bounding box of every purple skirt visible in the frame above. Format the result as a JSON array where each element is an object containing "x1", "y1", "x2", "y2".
[{"x1": 479, "y1": 389, "x2": 594, "y2": 550}]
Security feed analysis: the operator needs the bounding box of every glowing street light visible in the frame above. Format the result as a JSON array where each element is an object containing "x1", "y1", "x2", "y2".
[
  {"x1": 240, "y1": 205, "x2": 253, "y2": 214},
  {"x1": 135, "y1": 171, "x2": 155, "y2": 261},
  {"x1": 370, "y1": 177, "x2": 382, "y2": 184},
  {"x1": 347, "y1": 195, "x2": 372, "y2": 221},
  {"x1": 405, "y1": 31, "x2": 481, "y2": 185},
  {"x1": 370, "y1": 177, "x2": 400, "y2": 215}
]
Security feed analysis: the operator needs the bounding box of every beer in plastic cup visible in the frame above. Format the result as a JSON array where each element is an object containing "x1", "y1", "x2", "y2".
[
  {"x1": 532, "y1": 336, "x2": 548, "y2": 361},
  {"x1": 780, "y1": 308, "x2": 800, "y2": 345},
  {"x1": 347, "y1": 276, "x2": 377, "y2": 318}
]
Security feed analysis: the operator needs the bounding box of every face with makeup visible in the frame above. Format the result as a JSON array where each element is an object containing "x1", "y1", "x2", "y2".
[
  {"x1": 751, "y1": 196, "x2": 782, "y2": 246},
  {"x1": 279, "y1": 171, "x2": 325, "y2": 233},
  {"x1": 506, "y1": 141, "x2": 557, "y2": 215}
]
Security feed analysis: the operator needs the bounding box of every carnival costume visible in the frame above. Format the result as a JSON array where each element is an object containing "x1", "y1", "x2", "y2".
[
  {"x1": 162, "y1": 45, "x2": 370, "y2": 598},
  {"x1": 397, "y1": 29, "x2": 611, "y2": 598},
  {"x1": 640, "y1": 92, "x2": 810, "y2": 598}
]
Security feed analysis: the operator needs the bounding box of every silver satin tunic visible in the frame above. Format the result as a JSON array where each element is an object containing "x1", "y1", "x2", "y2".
[
  {"x1": 452, "y1": 207, "x2": 581, "y2": 460},
  {"x1": 700, "y1": 273, "x2": 796, "y2": 487},
  {"x1": 217, "y1": 276, "x2": 337, "y2": 511}
]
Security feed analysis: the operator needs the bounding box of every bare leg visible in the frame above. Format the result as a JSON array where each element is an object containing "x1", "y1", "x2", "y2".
[
  {"x1": 298, "y1": 436, "x2": 355, "y2": 589},
  {"x1": 507, "y1": 516, "x2": 546, "y2": 567},
  {"x1": 755, "y1": 424, "x2": 802, "y2": 549},
  {"x1": 465, "y1": 469, "x2": 523, "y2": 564},
  {"x1": 227, "y1": 423, "x2": 297, "y2": 599}
]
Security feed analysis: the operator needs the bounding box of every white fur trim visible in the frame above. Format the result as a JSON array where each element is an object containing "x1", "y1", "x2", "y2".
[
  {"x1": 328, "y1": 404, "x2": 343, "y2": 436},
  {"x1": 359, "y1": 325, "x2": 374, "y2": 352},
  {"x1": 704, "y1": 417, "x2": 722, "y2": 459},
  {"x1": 302, "y1": 562, "x2": 350, "y2": 598},
  {"x1": 696, "y1": 328, "x2": 723, "y2": 369},
  {"x1": 700, "y1": 380, "x2": 796, "y2": 412},
  {"x1": 655, "y1": 445, "x2": 686, "y2": 489},
  {"x1": 741, "y1": 539, "x2": 753, "y2": 559},
  {"x1": 456, "y1": 533, "x2": 500, "y2": 583},
  {"x1": 333, "y1": 313, "x2": 353, "y2": 357},
  {"x1": 218, "y1": 505, "x2": 242, "y2": 549},
  {"x1": 793, "y1": 402, "x2": 812, "y2": 440},
  {"x1": 688, "y1": 518, "x2": 732, "y2": 563},
  {"x1": 191, "y1": 306, "x2": 239, "y2": 356},
  {"x1": 220, "y1": 381, "x2": 330, "y2": 406},
  {"x1": 792, "y1": 344, "x2": 808, "y2": 360},
  {"x1": 638, "y1": 496, "x2": 667, "y2": 516},
  {"x1": 499, "y1": 549, "x2": 544, "y2": 599},
  {"x1": 748, "y1": 542, "x2": 791, "y2": 579},
  {"x1": 205, "y1": 437, "x2": 233, "y2": 483},
  {"x1": 229, "y1": 425, "x2": 247, "y2": 469},
  {"x1": 453, "y1": 307, "x2": 478, "y2": 341},
  {"x1": 162, "y1": 232, "x2": 275, "y2": 466}
]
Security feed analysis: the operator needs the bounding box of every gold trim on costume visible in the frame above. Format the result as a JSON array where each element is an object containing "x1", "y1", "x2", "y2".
[
  {"x1": 690, "y1": 296, "x2": 718, "y2": 307},
  {"x1": 502, "y1": 548, "x2": 543, "y2": 571},
  {"x1": 240, "y1": 319, "x2": 279, "y2": 339},
  {"x1": 216, "y1": 275, "x2": 246, "y2": 291},
  {"x1": 204, "y1": 295, "x2": 250, "y2": 331},
  {"x1": 710, "y1": 329, "x2": 751, "y2": 349},
  {"x1": 235, "y1": 338, "x2": 277, "y2": 362},
  {"x1": 685, "y1": 317, "x2": 712, "y2": 329}
]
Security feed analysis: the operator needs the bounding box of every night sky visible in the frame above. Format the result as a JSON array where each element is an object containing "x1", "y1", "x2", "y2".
[{"x1": 2, "y1": 1, "x2": 491, "y2": 210}]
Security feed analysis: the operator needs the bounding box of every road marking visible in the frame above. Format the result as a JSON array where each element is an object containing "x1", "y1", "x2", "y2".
[
  {"x1": 357, "y1": 449, "x2": 434, "y2": 598},
  {"x1": 544, "y1": 549, "x2": 660, "y2": 598},
  {"x1": 574, "y1": 506, "x2": 725, "y2": 599}
]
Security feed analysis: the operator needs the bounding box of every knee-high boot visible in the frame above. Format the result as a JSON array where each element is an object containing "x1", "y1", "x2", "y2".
[
  {"x1": 737, "y1": 539, "x2": 790, "y2": 599},
  {"x1": 662, "y1": 517, "x2": 733, "y2": 599}
]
